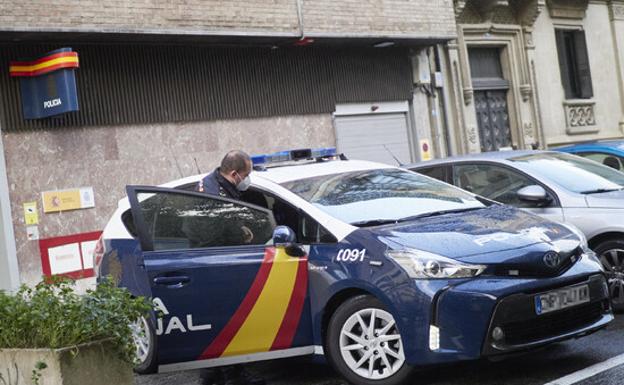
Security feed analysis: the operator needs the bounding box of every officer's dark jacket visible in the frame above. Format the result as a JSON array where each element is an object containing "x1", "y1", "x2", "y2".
[
  {"x1": 187, "y1": 167, "x2": 247, "y2": 247},
  {"x1": 197, "y1": 167, "x2": 241, "y2": 200}
]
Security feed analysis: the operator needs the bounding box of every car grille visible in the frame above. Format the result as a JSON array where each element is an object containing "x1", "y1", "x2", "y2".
[
  {"x1": 481, "y1": 274, "x2": 611, "y2": 355},
  {"x1": 502, "y1": 300, "x2": 606, "y2": 345}
]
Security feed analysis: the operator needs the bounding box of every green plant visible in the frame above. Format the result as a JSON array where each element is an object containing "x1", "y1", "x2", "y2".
[
  {"x1": 31, "y1": 361, "x2": 47, "y2": 385},
  {"x1": 0, "y1": 276, "x2": 150, "y2": 363}
]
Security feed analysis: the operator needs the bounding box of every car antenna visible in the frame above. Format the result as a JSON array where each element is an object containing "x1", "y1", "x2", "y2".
[
  {"x1": 167, "y1": 144, "x2": 184, "y2": 178},
  {"x1": 193, "y1": 157, "x2": 202, "y2": 174},
  {"x1": 383, "y1": 144, "x2": 404, "y2": 166}
]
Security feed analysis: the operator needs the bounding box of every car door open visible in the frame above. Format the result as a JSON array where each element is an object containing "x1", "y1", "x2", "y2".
[{"x1": 126, "y1": 186, "x2": 313, "y2": 371}]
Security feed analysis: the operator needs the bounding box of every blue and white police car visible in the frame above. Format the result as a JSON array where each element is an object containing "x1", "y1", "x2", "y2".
[{"x1": 96, "y1": 148, "x2": 613, "y2": 385}]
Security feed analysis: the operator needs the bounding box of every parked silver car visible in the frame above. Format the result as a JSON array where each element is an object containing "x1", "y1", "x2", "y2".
[{"x1": 407, "y1": 150, "x2": 624, "y2": 311}]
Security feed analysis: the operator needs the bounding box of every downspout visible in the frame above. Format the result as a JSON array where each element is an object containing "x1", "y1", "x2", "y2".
[{"x1": 296, "y1": 0, "x2": 305, "y2": 38}]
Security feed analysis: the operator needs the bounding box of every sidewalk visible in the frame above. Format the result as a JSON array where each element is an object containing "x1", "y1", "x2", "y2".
[{"x1": 135, "y1": 358, "x2": 347, "y2": 385}]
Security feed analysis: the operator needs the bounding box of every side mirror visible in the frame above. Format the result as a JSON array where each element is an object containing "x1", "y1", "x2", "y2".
[
  {"x1": 272, "y1": 226, "x2": 306, "y2": 257},
  {"x1": 517, "y1": 185, "x2": 551, "y2": 205},
  {"x1": 273, "y1": 225, "x2": 296, "y2": 244}
]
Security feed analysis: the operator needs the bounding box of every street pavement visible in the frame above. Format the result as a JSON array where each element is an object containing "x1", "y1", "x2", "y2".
[{"x1": 136, "y1": 315, "x2": 624, "y2": 385}]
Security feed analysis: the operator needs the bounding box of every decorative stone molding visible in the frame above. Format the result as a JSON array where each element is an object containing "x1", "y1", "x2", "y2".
[
  {"x1": 523, "y1": 28, "x2": 536, "y2": 48},
  {"x1": 467, "y1": 125, "x2": 478, "y2": 144},
  {"x1": 546, "y1": 0, "x2": 590, "y2": 20},
  {"x1": 455, "y1": 0, "x2": 468, "y2": 18},
  {"x1": 455, "y1": 0, "x2": 544, "y2": 25},
  {"x1": 564, "y1": 100, "x2": 598, "y2": 134},
  {"x1": 463, "y1": 86, "x2": 474, "y2": 105},
  {"x1": 519, "y1": 84, "x2": 532, "y2": 101},
  {"x1": 510, "y1": 0, "x2": 546, "y2": 26},
  {"x1": 523, "y1": 121, "x2": 536, "y2": 147},
  {"x1": 609, "y1": 1, "x2": 624, "y2": 21}
]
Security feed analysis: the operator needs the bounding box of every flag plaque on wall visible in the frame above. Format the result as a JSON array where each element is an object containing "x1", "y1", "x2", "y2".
[{"x1": 9, "y1": 47, "x2": 80, "y2": 119}]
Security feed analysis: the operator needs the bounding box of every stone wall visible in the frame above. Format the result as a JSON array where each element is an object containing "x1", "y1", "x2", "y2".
[
  {"x1": 0, "y1": 0, "x2": 456, "y2": 38},
  {"x1": 4, "y1": 114, "x2": 335, "y2": 285},
  {"x1": 533, "y1": 2, "x2": 624, "y2": 145}
]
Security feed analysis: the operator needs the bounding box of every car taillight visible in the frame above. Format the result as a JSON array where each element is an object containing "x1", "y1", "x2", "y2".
[{"x1": 93, "y1": 235, "x2": 105, "y2": 276}]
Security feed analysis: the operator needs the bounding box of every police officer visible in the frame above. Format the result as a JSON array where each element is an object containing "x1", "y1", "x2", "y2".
[
  {"x1": 198, "y1": 150, "x2": 252, "y2": 199},
  {"x1": 198, "y1": 150, "x2": 265, "y2": 385}
]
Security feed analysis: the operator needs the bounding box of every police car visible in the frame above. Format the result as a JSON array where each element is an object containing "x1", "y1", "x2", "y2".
[{"x1": 96, "y1": 148, "x2": 613, "y2": 385}]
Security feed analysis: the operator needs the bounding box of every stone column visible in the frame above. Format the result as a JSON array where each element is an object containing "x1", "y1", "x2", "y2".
[
  {"x1": 454, "y1": 29, "x2": 482, "y2": 154},
  {"x1": 610, "y1": 1, "x2": 624, "y2": 133}
]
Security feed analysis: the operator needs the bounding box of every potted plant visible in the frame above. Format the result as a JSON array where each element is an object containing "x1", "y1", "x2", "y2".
[{"x1": 0, "y1": 276, "x2": 150, "y2": 385}]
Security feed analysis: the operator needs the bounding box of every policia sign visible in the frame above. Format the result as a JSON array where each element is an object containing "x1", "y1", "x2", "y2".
[{"x1": 9, "y1": 47, "x2": 79, "y2": 119}]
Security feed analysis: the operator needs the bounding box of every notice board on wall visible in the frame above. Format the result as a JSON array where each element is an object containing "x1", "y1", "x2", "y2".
[{"x1": 39, "y1": 231, "x2": 101, "y2": 280}]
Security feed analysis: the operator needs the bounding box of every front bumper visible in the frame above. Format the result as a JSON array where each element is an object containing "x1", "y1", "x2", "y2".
[
  {"x1": 401, "y1": 259, "x2": 613, "y2": 366},
  {"x1": 481, "y1": 274, "x2": 612, "y2": 356}
]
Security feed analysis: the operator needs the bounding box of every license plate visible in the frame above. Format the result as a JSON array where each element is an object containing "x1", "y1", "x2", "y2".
[{"x1": 535, "y1": 284, "x2": 590, "y2": 315}]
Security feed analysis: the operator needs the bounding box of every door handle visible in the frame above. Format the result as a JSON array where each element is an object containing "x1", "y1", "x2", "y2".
[{"x1": 153, "y1": 275, "x2": 191, "y2": 286}]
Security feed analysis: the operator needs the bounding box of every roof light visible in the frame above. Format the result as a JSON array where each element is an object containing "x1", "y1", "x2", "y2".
[{"x1": 252, "y1": 148, "x2": 337, "y2": 170}]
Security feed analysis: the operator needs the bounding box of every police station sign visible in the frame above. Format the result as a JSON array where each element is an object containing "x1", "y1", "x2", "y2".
[{"x1": 9, "y1": 47, "x2": 79, "y2": 119}]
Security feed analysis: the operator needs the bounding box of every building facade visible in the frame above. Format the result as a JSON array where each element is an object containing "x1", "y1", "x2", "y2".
[
  {"x1": 0, "y1": 0, "x2": 456, "y2": 289},
  {"x1": 444, "y1": 0, "x2": 624, "y2": 154}
]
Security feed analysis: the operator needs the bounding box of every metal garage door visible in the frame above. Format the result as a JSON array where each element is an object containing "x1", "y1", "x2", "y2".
[{"x1": 334, "y1": 113, "x2": 412, "y2": 165}]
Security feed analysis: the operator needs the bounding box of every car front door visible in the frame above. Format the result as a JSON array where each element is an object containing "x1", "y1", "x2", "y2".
[
  {"x1": 452, "y1": 163, "x2": 565, "y2": 223},
  {"x1": 127, "y1": 186, "x2": 311, "y2": 369}
]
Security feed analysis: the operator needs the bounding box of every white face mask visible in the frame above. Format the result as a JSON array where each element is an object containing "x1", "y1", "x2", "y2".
[{"x1": 237, "y1": 175, "x2": 251, "y2": 191}]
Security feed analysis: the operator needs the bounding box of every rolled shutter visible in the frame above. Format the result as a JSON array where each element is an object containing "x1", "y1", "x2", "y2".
[
  {"x1": 555, "y1": 30, "x2": 573, "y2": 99},
  {"x1": 573, "y1": 30, "x2": 594, "y2": 99}
]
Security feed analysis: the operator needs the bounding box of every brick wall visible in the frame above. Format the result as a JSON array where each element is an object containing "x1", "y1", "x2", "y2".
[
  {"x1": 0, "y1": 0, "x2": 300, "y2": 34},
  {"x1": 304, "y1": 0, "x2": 456, "y2": 37},
  {"x1": 0, "y1": 0, "x2": 455, "y2": 38}
]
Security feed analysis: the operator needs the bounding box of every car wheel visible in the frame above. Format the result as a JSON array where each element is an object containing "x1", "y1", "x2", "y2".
[
  {"x1": 594, "y1": 240, "x2": 624, "y2": 312},
  {"x1": 131, "y1": 315, "x2": 158, "y2": 374},
  {"x1": 326, "y1": 295, "x2": 414, "y2": 385}
]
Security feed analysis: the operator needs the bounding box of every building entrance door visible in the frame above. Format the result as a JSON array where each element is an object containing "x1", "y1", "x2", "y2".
[{"x1": 469, "y1": 47, "x2": 512, "y2": 152}]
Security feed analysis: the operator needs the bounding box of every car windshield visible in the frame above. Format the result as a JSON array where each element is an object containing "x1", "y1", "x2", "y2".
[
  {"x1": 510, "y1": 152, "x2": 624, "y2": 193},
  {"x1": 280, "y1": 168, "x2": 485, "y2": 226}
]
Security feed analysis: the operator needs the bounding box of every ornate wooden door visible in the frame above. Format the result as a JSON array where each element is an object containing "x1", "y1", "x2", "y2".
[{"x1": 474, "y1": 90, "x2": 511, "y2": 152}]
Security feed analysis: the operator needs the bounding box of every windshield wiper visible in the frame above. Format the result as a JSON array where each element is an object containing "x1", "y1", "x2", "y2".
[
  {"x1": 580, "y1": 187, "x2": 623, "y2": 194},
  {"x1": 350, "y1": 219, "x2": 399, "y2": 227},
  {"x1": 350, "y1": 207, "x2": 486, "y2": 227},
  {"x1": 396, "y1": 206, "x2": 485, "y2": 222}
]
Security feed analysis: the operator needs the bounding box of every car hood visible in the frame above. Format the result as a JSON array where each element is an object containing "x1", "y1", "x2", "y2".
[
  {"x1": 584, "y1": 189, "x2": 624, "y2": 209},
  {"x1": 375, "y1": 205, "x2": 580, "y2": 264}
]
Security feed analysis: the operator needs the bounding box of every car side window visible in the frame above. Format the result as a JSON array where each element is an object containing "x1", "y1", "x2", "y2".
[
  {"x1": 137, "y1": 191, "x2": 274, "y2": 251},
  {"x1": 453, "y1": 164, "x2": 543, "y2": 208},
  {"x1": 242, "y1": 188, "x2": 336, "y2": 244},
  {"x1": 414, "y1": 166, "x2": 449, "y2": 183},
  {"x1": 300, "y1": 212, "x2": 337, "y2": 244},
  {"x1": 577, "y1": 152, "x2": 624, "y2": 171}
]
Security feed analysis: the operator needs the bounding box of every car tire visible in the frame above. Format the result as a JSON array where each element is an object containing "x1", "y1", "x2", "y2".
[
  {"x1": 132, "y1": 315, "x2": 158, "y2": 374},
  {"x1": 594, "y1": 239, "x2": 624, "y2": 312},
  {"x1": 325, "y1": 295, "x2": 414, "y2": 385}
]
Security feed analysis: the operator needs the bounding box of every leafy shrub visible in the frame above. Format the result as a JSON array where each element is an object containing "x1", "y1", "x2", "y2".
[{"x1": 0, "y1": 276, "x2": 150, "y2": 363}]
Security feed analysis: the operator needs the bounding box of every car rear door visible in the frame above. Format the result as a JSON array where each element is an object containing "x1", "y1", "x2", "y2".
[{"x1": 127, "y1": 186, "x2": 312, "y2": 369}]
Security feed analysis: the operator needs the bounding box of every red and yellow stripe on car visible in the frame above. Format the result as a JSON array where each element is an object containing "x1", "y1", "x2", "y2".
[
  {"x1": 199, "y1": 246, "x2": 308, "y2": 359},
  {"x1": 9, "y1": 51, "x2": 79, "y2": 77}
]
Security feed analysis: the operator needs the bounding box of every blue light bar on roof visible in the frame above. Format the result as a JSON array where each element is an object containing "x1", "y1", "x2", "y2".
[{"x1": 252, "y1": 147, "x2": 337, "y2": 168}]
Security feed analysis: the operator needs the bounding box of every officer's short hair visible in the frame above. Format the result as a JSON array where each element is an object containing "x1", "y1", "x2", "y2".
[{"x1": 221, "y1": 150, "x2": 251, "y2": 173}]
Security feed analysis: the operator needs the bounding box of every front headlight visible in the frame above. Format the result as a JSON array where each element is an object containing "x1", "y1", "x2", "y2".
[{"x1": 386, "y1": 249, "x2": 486, "y2": 279}]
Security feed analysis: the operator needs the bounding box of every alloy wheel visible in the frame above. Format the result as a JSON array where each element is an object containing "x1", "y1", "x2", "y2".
[
  {"x1": 600, "y1": 248, "x2": 624, "y2": 306},
  {"x1": 339, "y1": 308, "x2": 405, "y2": 380},
  {"x1": 131, "y1": 316, "x2": 152, "y2": 364}
]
